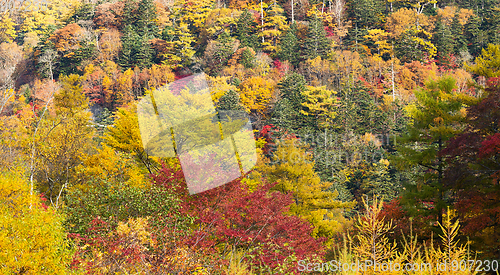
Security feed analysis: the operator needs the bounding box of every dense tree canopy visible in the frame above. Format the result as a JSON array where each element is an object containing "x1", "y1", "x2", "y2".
[{"x1": 1, "y1": 0, "x2": 500, "y2": 272}]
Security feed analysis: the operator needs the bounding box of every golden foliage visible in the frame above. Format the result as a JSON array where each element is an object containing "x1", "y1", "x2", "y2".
[
  {"x1": 259, "y1": 5, "x2": 288, "y2": 55},
  {"x1": 115, "y1": 68, "x2": 134, "y2": 106},
  {"x1": 77, "y1": 144, "x2": 147, "y2": 189},
  {"x1": 364, "y1": 29, "x2": 392, "y2": 57},
  {"x1": 436, "y1": 6, "x2": 474, "y2": 26},
  {"x1": 203, "y1": 8, "x2": 242, "y2": 38},
  {"x1": 300, "y1": 85, "x2": 339, "y2": 128},
  {"x1": 302, "y1": 56, "x2": 336, "y2": 87},
  {"x1": 352, "y1": 197, "x2": 397, "y2": 266},
  {"x1": 337, "y1": 202, "x2": 480, "y2": 275},
  {"x1": 97, "y1": 28, "x2": 122, "y2": 62},
  {"x1": 0, "y1": 12, "x2": 17, "y2": 43},
  {"x1": 237, "y1": 76, "x2": 276, "y2": 117},
  {"x1": 207, "y1": 75, "x2": 236, "y2": 103},
  {"x1": 104, "y1": 103, "x2": 143, "y2": 154},
  {"x1": 385, "y1": 8, "x2": 433, "y2": 37},
  {"x1": 330, "y1": 51, "x2": 364, "y2": 87},
  {"x1": 147, "y1": 64, "x2": 176, "y2": 89},
  {"x1": 0, "y1": 172, "x2": 75, "y2": 274}
]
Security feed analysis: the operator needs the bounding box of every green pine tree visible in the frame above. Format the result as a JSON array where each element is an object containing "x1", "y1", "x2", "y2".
[
  {"x1": 123, "y1": 0, "x2": 139, "y2": 29},
  {"x1": 161, "y1": 25, "x2": 175, "y2": 42},
  {"x1": 277, "y1": 72, "x2": 307, "y2": 111},
  {"x1": 119, "y1": 25, "x2": 140, "y2": 69},
  {"x1": 484, "y1": 6, "x2": 500, "y2": 45},
  {"x1": 208, "y1": 31, "x2": 235, "y2": 76},
  {"x1": 236, "y1": 9, "x2": 260, "y2": 50},
  {"x1": 271, "y1": 98, "x2": 296, "y2": 132},
  {"x1": 396, "y1": 76, "x2": 474, "y2": 226},
  {"x1": 465, "y1": 15, "x2": 486, "y2": 56},
  {"x1": 347, "y1": 0, "x2": 384, "y2": 29},
  {"x1": 277, "y1": 22, "x2": 300, "y2": 67},
  {"x1": 240, "y1": 47, "x2": 256, "y2": 68},
  {"x1": 136, "y1": 0, "x2": 159, "y2": 39},
  {"x1": 451, "y1": 13, "x2": 467, "y2": 54},
  {"x1": 302, "y1": 16, "x2": 330, "y2": 60},
  {"x1": 395, "y1": 27, "x2": 436, "y2": 62},
  {"x1": 216, "y1": 90, "x2": 245, "y2": 111},
  {"x1": 361, "y1": 161, "x2": 401, "y2": 202},
  {"x1": 344, "y1": 25, "x2": 369, "y2": 53},
  {"x1": 334, "y1": 84, "x2": 388, "y2": 135},
  {"x1": 433, "y1": 18, "x2": 454, "y2": 65},
  {"x1": 271, "y1": 73, "x2": 308, "y2": 133},
  {"x1": 135, "y1": 36, "x2": 153, "y2": 69}
]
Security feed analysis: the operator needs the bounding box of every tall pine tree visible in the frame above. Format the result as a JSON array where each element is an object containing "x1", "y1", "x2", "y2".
[
  {"x1": 302, "y1": 16, "x2": 330, "y2": 60},
  {"x1": 396, "y1": 76, "x2": 474, "y2": 227},
  {"x1": 451, "y1": 12, "x2": 467, "y2": 55},
  {"x1": 347, "y1": 0, "x2": 384, "y2": 29},
  {"x1": 119, "y1": 0, "x2": 158, "y2": 69},
  {"x1": 136, "y1": 0, "x2": 160, "y2": 39},
  {"x1": 277, "y1": 22, "x2": 300, "y2": 67},
  {"x1": 236, "y1": 9, "x2": 260, "y2": 50},
  {"x1": 484, "y1": 6, "x2": 500, "y2": 45},
  {"x1": 207, "y1": 31, "x2": 236, "y2": 76},
  {"x1": 465, "y1": 15, "x2": 486, "y2": 56},
  {"x1": 119, "y1": 25, "x2": 140, "y2": 69},
  {"x1": 136, "y1": 36, "x2": 153, "y2": 69},
  {"x1": 433, "y1": 18, "x2": 454, "y2": 65},
  {"x1": 271, "y1": 73, "x2": 308, "y2": 133}
]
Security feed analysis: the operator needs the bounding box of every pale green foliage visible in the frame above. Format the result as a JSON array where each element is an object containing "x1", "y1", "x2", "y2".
[
  {"x1": 352, "y1": 197, "x2": 397, "y2": 266},
  {"x1": 223, "y1": 249, "x2": 255, "y2": 275},
  {"x1": 257, "y1": 139, "x2": 355, "y2": 240},
  {"x1": 336, "y1": 205, "x2": 481, "y2": 275}
]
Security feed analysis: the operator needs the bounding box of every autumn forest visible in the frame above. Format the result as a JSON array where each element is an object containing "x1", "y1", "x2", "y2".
[{"x1": 1, "y1": 0, "x2": 500, "y2": 272}]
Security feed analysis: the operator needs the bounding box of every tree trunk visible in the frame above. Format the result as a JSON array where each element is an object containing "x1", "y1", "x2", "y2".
[
  {"x1": 261, "y1": 0, "x2": 264, "y2": 43},
  {"x1": 438, "y1": 136, "x2": 443, "y2": 226}
]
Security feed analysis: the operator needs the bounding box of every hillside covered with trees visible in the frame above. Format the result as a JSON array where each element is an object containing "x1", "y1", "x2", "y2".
[{"x1": 1, "y1": 0, "x2": 500, "y2": 272}]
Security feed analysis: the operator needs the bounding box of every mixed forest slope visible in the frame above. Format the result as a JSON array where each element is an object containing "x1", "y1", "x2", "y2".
[{"x1": 1, "y1": 0, "x2": 500, "y2": 272}]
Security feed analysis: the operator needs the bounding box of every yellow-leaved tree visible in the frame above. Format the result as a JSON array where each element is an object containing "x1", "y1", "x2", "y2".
[
  {"x1": 300, "y1": 85, "x2": 339, "y2": 129},
  {"x1": 364, "y1": 29, "x2": 392, "y2": 57},
  {"x1": 26, "y1": 74, "x2": 95, "y2": 206},
  {"x1": 202, "y1": 8, "x2": 241, "y2": 40},
  {"x1": 162, "y1": 20, "x2": 196, "y2": 69},
  {"x1": 237, "y1": 76, "x2": 276, "y2": 120},
  {"x1": 351, "y1": 197, "x2": 398, "y2": 269},
  {"x1": 259, "y1": 4, "x2": 288, "y2": 55},
  {"x1": 76, "y1": 144, "x2": 148, "y2": 190},
  {"x1": 103, "y1": 103, "x2": 159, "y2": 174},
  {"x1": 0, "y1": 11, "x2": 17, "y2": 43},
  {"x1": 17, "y1": 0, "x2": 80, "y2": 37},
  {"x1": 0, "y1": 172, "x2": 75, "y2": 274},
  {"x1": 207, "y1": 75, "x2": 237, "y2": 103}
]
